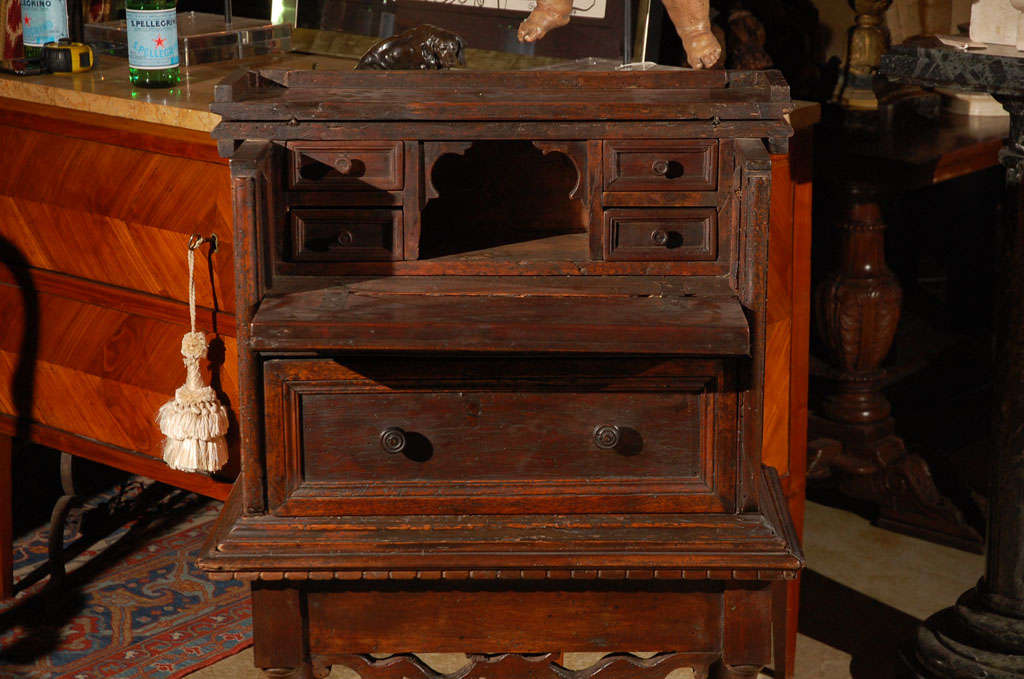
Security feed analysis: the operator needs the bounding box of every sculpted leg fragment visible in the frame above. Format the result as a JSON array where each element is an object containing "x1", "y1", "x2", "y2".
[
  {"x1": 517, "y1": 0, "x2": 721, "y2": 69},
  {"x1": 662, "y1": 0, "x2": 722, "y2": 68},
  {"x1": 518, "y1": 0, "x2": 572, "y2": 43}
]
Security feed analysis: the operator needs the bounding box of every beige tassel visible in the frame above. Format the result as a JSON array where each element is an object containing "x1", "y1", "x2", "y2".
[{"x1": 157, "y1": 235, "x2": 229, "y2": 474}]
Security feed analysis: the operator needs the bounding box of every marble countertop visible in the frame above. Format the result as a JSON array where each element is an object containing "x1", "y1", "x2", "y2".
[{"x1": 0, "y1": 51, "x2": 359, "y2": 132}]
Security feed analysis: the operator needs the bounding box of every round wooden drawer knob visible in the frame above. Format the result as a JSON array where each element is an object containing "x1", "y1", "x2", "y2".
[
  {"x1": 593, "y1": 424, "x2": 622, "y2": 450},
  {"x1": 650, "y1": 229, "x2": 669, "y2": 246},
  {"x1": 380, "y1": 427, "x2": 407, "y2": 454}
]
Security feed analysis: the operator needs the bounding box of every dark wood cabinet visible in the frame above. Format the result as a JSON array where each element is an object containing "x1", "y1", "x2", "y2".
[{"x1": 199, "y1": 68, "x2": 802, "y2": 679}]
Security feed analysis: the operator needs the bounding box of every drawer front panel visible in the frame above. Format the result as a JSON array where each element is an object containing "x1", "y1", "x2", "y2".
[
  {"x1": 264, "y1": 357, "x2": 737, "y2": 515},
  {"x1": 290, "y1": 209, "x2": 402, "y2": 261},
  {"x1": 604, "y1": 208, "x2": 717, "y2": 261},
  {"x1": 303, "y1": 391, "x2": 700, "y2": 481},
  {"x1": 288, "y1": 141, "x2": 404, "y2": 191},
  {"x1": 604, "y1": 140, "x2": 718, "y2": 192}
]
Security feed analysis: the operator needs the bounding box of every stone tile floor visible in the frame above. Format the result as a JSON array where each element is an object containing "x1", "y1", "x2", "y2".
[{"x1": 189, "y1": 502, "x2": 985, "y2": 678}]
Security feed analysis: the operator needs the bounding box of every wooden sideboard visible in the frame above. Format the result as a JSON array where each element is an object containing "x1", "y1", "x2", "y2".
[
  {"x1": 0, "y1": 96, "x2": 238, "y2": 597},
  {"x1": 197, "y1": 68, "x2": 801, "y2": 679}
]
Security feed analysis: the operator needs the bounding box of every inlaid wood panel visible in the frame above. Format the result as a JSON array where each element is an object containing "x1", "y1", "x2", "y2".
[
  {"x1": 0, "y1": 125, "x2": 234, "y2": 311},
  {"x1": 0, "y1": 282, "x2": 238, "y2": 467},
  {"x1": 762, "y1": 121, "x2": 814, "y2": 679},
  {"x1": 762, "y1": 150, "x2": 795, "y2": 481}
]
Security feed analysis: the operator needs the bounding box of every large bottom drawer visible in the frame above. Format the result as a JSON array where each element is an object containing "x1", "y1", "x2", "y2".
[{"x1": 264, "y1": 356, "x2": 739, "y2": 515}]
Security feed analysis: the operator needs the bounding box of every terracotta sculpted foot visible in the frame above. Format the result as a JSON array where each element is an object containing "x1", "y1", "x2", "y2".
[
  {"x1": 661, "y1": 0, "x2": 722, "y2": 68},
  {"x1": 679, "y1": 27, "x2": 722, "y2": 68},
  {"x1": 518, "y1": 0, "x2": 572, "y2": 42}
]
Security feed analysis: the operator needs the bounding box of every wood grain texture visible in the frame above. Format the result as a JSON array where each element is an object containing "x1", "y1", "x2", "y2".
[
  {"x1": 763, "y1": 152, "x2": 794, "y2": 479},
  {"x1": 0, "y1": 98, "x2": 238, "y2": 513},
  {"x1": 0, "y1": 97, "x2": 226, "y2": 163},
  {"x1": 0, "y1": 283, "x2": 237, "y2": 462},
  {"x1": 263, "y1": 357, "x2": 733, "y2": 516},
  {"x1": 722, "y1": 586, "x2": 773, "y2": 667},
  {"x1": 211, "y1": 69, "x2": 790, "y2": 125},
  {"x1": 762, "y1": 123, "x2": 814, "y2": 678},
  {"x1": 0, "y1": 124, "x2": 233, "y2": 311},
  {"x1": 251, "y1": 288, "x2": 750, "y2": 354},
  {"x1": 199, "y1": 473, "x2": 801, "y2": 577},
  {"x1": 252, "y1": 586, "x2": 306, "y2": 670},
  {"x1": 308, "y1": 588, "x2": 724, "y2": 652},
  {"x1": 229, "y1": 141, "x2": 273, "y2": 516},
  {"x1": 206, "y1": 69, "x2": 801, "y2": 678},
  {"x1": 0, "y1": 415, "x2": 231, "y2": 499}
]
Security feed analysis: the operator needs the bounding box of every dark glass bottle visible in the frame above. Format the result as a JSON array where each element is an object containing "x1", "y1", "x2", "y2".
[{"x1": 126, "y1": 0, "x2": 181, "y2": 88}]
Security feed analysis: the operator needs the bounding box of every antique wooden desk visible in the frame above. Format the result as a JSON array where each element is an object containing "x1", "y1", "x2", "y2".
[
  {"x1": 198, "y1": 68, "x2": 802, "y2": 679},
  {"x1": 0, "y1": 66, "x2": 810, "y2": 677}
]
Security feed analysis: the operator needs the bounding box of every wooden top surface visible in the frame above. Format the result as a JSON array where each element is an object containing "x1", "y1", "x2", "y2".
[
  {"x1": 212, "y1": 68, "x2": 792, "y2": 123},
  {"x1": 818, "y1": 111, "x2": 1007, "y2": 188}
]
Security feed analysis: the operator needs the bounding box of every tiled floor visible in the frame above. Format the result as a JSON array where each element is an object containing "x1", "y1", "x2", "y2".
[{"x1": 188, "y1": 501, "x2": 985, "y2": 678}]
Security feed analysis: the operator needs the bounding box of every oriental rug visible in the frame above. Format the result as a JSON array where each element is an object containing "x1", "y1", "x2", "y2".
[{"x1": 0, "y1": 478, "x2": 252, "y2": 678}]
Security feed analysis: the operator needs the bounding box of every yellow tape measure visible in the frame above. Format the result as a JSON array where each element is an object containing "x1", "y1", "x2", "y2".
[{"x1": 42, "y1": 39, "x2": 94, "y2": 73}]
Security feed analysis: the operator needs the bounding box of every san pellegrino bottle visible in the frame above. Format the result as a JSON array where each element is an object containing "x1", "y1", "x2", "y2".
[
  {"x1": 126, "y1": 0, "x2": 181, "y2": 88},
  {"x1": 20, "y1": 0, "x2": 69, "y2": 59}
]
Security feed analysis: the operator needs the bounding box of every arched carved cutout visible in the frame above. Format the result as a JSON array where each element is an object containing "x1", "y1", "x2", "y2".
[
  {"x1": 419, "y1": 141, "x2": 588, "y2": 259},
  {"x1": 324, "y1": 652, "x2": 719, "y2": 679},
  {"x1": 422, "y1": 141, "x2": 587, "y2": 205}
]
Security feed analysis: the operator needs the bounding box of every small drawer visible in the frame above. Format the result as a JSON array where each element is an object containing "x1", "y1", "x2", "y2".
[
  {"x1": 604, "y1": 208, "x2": 716, "y2": 261},
  {"x1": 604, "y1": 140, "x2": 717, "y2": 191},
  {"x1": 288, "y1": 141, "x2": 404, "y2": 191},
  {"x1": 290, "y1": 208, "x2": 402, "y2": 261}
]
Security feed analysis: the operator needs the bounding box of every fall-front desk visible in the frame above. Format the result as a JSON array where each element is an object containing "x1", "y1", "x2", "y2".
[{"x1": 0, "y1": 56, "x2": 814, "y2": 677}]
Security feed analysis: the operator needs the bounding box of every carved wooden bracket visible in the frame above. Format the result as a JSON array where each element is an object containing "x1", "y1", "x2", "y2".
[
  {"x1": 422, "y1": 141, "x2": 474, "y2": 202},
  {"x1": 532, "y1": 141, "x2": 589, "y2": 206}
]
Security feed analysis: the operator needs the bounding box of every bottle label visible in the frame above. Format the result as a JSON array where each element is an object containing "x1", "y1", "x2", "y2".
[
  {"x1": 126, "y1": 8, "x2": 179, "y2": 70},
  {"x1": 21, "y1": 0, "x2": 68, "y2": 48}
]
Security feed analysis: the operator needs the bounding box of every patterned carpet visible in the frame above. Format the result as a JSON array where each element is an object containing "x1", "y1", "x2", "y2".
[{"x1": 0, "y1": 478, "x2": 252, "y2": 678}]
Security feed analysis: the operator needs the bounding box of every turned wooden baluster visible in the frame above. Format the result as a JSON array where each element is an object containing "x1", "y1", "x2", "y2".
[
  {"x1": 840, "y1": 0, "x2": 894, "y2": 111},
  {"x1": 815, "y1": 187, "x2": 901, "y2": 424}
]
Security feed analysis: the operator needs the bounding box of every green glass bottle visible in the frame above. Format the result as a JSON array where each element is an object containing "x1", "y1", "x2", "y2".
[
  {"x1": 126, "y1": 0, "x2": 181, "y2": 88},
  {"x1": 20, "y1": 0, "x2": 69, "y2": 59}
]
